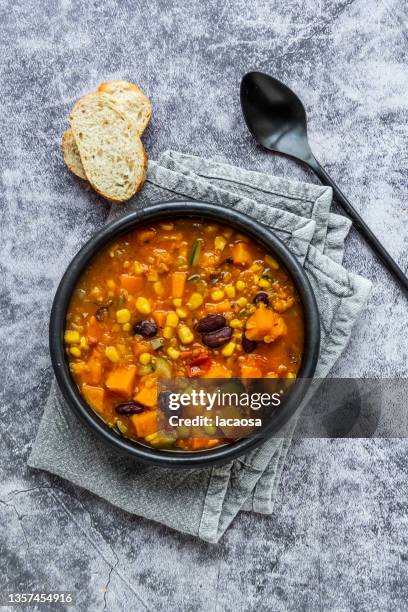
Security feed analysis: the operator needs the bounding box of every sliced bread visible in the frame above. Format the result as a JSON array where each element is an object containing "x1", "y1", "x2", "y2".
[
  {"x1": 62, "y1": 80, "x2": 151, "y2": 181},
  {"x1": 69, "y1": 92, "x2": 147, "y2": 202}
]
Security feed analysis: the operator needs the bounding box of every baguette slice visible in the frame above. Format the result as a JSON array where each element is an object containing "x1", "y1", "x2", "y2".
[
  {"x1": 62, "y1": 80, "x2": 151, "y2": 180},
  {"x1": 61, "y1": 129, "x2": 87, "y2": 179},
  {"x1": 98, "y1": 80, "x2": 152, "y2": 135},
  {"x1": 69, "y1": 92, "x2": 147, "y2": 202}
]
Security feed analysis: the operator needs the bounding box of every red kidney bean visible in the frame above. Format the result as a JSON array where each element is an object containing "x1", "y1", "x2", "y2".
[
  {"x1": 242, "y1": 335, "x2": 257, "y2": 353},
  {"x1": 95, "y1": 306, "x2": 109, "y2": 321},
  {"x1": 196, "y1": 314, "x2": 226, "y2": 333},
  {"x1": 253, "y1": 291, "x2": 269, "y2": 305},
  {"x1": 202, "y1": 326, "x2": 232, "y2": 348},
  {"x1": 133, "y1": 320, "x2": 158, "y2": 337},
  {"x1": 115, "y1": 402, "x2": 145, "y2": 415}
]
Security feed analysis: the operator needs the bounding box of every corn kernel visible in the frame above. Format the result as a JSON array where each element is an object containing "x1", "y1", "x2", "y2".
[
  {"x1": 167, "y1": 347, "x2": 180, "y2": 360},
  {"x1": 153, "y1": 281, "x2": 164, "y2": 296},
  {"x1": 187, "y1": 292, "x2": 204, "y2": 310},
  {"x1": 287, "y1": 372, "x2": 296, "y2": 379},
  {"x1": 135, "y1": 297, "x2": 151, "y2": 314},
  {"x1": 64, "y1": 330, "x2": 80, "y2": 344},
  {"x1": 160, "y1": 222, "x2": 174, "y2": 230},
  {"x1": 265, "y1": 254, "x2": 280, "y2": 270},
  {"x1": 69, "y1": 346, "x2": 81, "y2": 357},
  {"x1": 237, "y1": 297, "x2": 248, "y2": 308},
  {"x1": 233, "y1": 330, "x2": 243, "y2": 340},
  {"x1": 211, "y1": 289, "x2": 225, "y2": 301},
  {"x1": 139, "y1": 352, "x2": 152, "y2": 365},
  {"x1": 236, "y1": 280, "x2": 246, "y2": 291},
  {"x1": 222, "y1": 342, "x2": 236, "y2": 357},
  {"x1": 147, "y1": 270, "x2": 158, "y2": 282},
  {"x1": 214, "y1": 235, "x2": 227, "y2": 251},
  {"x1": 225, "y1": 285, "x2": 236, "y2": 298},
  {"x1": 145, "y1": 432, "x2": 158, "y2": 443},
  {"x1": 258, "y1": 278, "x2": 271, "y2": 289},
  {"x1": 250, "y1": 262, "x2": 263, "y2": 272},
  {"x1": 230, "y1": 318, "x2": 242, "y2": 329},
  {"x1": 176, "y1": 307, "x2": 188, "y2": 319},
  {"x1": 106, "y1": 279, "x2": 116, "y2": 289},
  {"x1": 163, "y1": 326, "x2": 174, "y2": 339},
  {"x1": 105, "y1": 346, "x2": 119, "y2": 363},
  {"x1": 166, "y1": 312, "x2": 179, "y2": 327},
  {"x1": 123, "y1": 260, "x2": 130, "y2": 269},
  {"x1": 172, "y1": 298, "x2": 182, "y2": 307},
  {"x1": 134, "y1": 261, "x2": 144, "y2": 275},
  {"x1": 178, "y1": 325, "x2": 194, "y2": 344},
  {"x1": 122, "y1": 323, "x2": 131, "y2": 332},
  {"x1": 79, "y1": 336, "x2": 88, "y2": 349},
  {"x1": 223, "y1": 228, "x2": 233, "y2": 238},
  {"x1": 116, "y1": 308, "x2": 131, "y2": 324}
]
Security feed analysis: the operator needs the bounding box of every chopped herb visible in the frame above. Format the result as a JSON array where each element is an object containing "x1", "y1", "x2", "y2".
[
  {"x1": 187, "y1": 273, "x2": 201, "y2": 282},
  {"x1": 189, "y1": 239, "x2": 202, "y2": 266}
]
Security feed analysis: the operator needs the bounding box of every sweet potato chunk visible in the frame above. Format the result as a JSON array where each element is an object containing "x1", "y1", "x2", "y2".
[
  {"x1": 134, "y1": 384, "x2": 158, "y2": 407},
  {"x1": 120, "y1": 274, "x2": 144, "y2": 294},
  {"x1": 82, "y1": 384, "x2": 105, "y2": 412},
  {"x1": 232, "y1": 242, "x2": 251, "y2": 265},
  {"x1": 130, "y1": 409, "x2": 158, "y2": 437},
  {"x1": 245, "y1": 308, "x2": 287, "y2": 342},
  {"x1": 106, "y1": 366, "x2": 137, "y2": 396}
]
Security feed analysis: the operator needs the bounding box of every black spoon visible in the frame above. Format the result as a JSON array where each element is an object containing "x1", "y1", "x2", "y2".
[{"x1": 240, "y1": 71, "x2": 408, "y2": 297}]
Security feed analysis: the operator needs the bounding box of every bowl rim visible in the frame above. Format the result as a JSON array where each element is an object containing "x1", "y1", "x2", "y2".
[{"x1": 49, "y1": 201, "x2": 320, "y2": 467}]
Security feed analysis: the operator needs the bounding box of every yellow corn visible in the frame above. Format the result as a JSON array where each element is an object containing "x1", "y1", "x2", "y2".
[
  {"x1": 250, "y1": 262, "x2": 263, "y2": 272},
  {"x1": 265, "y1": 254, "x2": 280, "y2": 270},
  {"x1": 230, "y1": 318, "x2": 242, "y2": 329},
  {"x1": 187, "y1": 292, "x2": 204, "y2": 310},
  {"x1": 107, "y1": 279, "x2": 116, "y2": 289},
  {"x1": 211, "y1": 289, "x2": 225, "y2": 301},
  {"x1": 147, "y1": 270, "x2": 158, "y2": 282},
  {"x1": 64, "y1": 330, "x2": 80, "y2": 344},
  {"x1": 116, "y1": 308, "x2": 131, "y2": 324},
  {"x1": 79, "y1": 336, "x2": 88, "y2": 349},
  {"x1": 258, "y1": 278, "x2": 271, "y2": 289},
  {"x1": 237, "y1": 297, "x2": 248, "y2": 308},
  {"x1": 172, "y1": 298, "x2": 182, "y2": 307},
  {"x1": 214, "y1": 235, "x2": 227, "y2": 251},
  {"x1": 221, "y1": 342, "x2": 236, "y2": 357},
  {"x1": 176, "y1": 307, "x2": 188, "y2": 319},
  {"x1": 160, "y1": 222, "x2": 174, "y2": 230},
  {"x1": 235, "y1": 280, "x2": 246, "y2": 291},
  {"x1": 178, "y1": 325, "x2": 194, "y2": 344},
  {"x1": 134, "y1": 261, "x2": 144, "y2": 275},
  {"x1": 225, "y1": 285, "x2": 236, "y2": 298},
  {"x1": 122, "y1": 323, "x2": 131, "y2": 332},
  {"x1": 123, "y1": 260, "x2": 130, "y2": 269},
  {"x1": 167, "y1": 347, "x2": 180, "y2": 360},
  {"x1": 223, "y1": 228, "x2": 233, "y2": 238},
  {"x1": 135, "y1": 297, "x2": 151, "y2": 314},
  {"x1": 69, "y1": 346, "x2": 81, "y2": 357},
  {"x1": 144, "y1": 432, "x2": 158, "y2": 443},
  {"x1": 163, "y1": 326, "x2": 174, "y2": 339},
  {"x1": 153, "y1": 281, "x2": 164, "y2": 296},
  {"x1": 287, "y1": 372, "x2": 296, "y2": 379},
  {"x1": 166, "y1": 312, "x2": 179, "y2": 327},
  {"x1": 139, "y1": 352, "x2": 152, "y2": 365},
  {"x1": 105, "y1": 346, "x2": 119, "y2": 363}
]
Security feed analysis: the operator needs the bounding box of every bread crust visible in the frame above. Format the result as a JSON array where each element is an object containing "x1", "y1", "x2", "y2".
[
  {"x1": 70, "y1": 92, "x2": 147, "y2": 203},
  {"x1": 61, "y1": 129, "x2": 87, "y2": 180}
]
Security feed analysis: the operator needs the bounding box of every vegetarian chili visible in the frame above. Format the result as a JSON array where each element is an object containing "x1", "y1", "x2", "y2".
[{"x1": 64, "y1": 219, "x2": 304, "y2": 450}]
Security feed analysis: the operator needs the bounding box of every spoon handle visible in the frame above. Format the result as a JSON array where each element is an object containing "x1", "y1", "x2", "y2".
[{"x1": 310, "y1": 158, "x2": 408, "y2": 296}]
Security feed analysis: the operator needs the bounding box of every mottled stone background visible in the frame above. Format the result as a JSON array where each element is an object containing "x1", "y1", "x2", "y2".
[{"x1": 1, "y1": 0, "x2": 408, "y2": 610}]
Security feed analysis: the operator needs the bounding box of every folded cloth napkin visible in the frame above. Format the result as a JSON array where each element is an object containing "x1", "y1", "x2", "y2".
[{"x1": 29, "y1": 151, "x2": 372, "y2": 543}]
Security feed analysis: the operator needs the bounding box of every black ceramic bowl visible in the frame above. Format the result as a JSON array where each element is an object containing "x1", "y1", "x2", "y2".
[{"x1": 50, "y1": 201, "x2": 320, "y2": 467}]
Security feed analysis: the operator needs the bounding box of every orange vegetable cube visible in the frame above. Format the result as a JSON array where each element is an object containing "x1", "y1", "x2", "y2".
[
  {"x1": 82, "y1": 384, "x2": 105, "y2": 412},
  {"x1": 245, "y1": 308, "x2": 287, "y2": 342},
  {"x1": 120, "y1": 274, "x2": 144, "y2": 294},
  {"x1": 203, "y1": 363, "x2": 232, "y2": 378},
  {"x1": 130, "y1": 409, "x2": 158, "y2": 437},
  {"x1": 171, "y1": 272, "x2": 187, "y2": 298},
  {"x1": 86, "y1": 351, "x2": 103, "y2": 385},
  {"x1": 106, "y1": 366, "x2": 137, "y2": 396},
  {"x1": 240, "y1": 364, "x2": 263, "y2": 378},
  {"x1": 232, "y1": 242, "x2": 251, "y2": 265},
  {"x1": 86, "y1": 316, "x2": 102, "y2": 345},
  {"x1": 152, "y1": 310, "x2": 167, "y2": 327},
  {"x1": 134, "y1": 384, "x2": 158, "y2": 408}
]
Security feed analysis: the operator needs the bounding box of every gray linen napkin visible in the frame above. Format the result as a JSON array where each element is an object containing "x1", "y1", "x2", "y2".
[{"x1": 28, "y1": 152, "x2": 372, "y2": 543}]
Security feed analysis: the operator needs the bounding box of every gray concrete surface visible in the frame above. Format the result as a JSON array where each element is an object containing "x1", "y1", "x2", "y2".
[{"x1": 1, "y1": 0, "x2": 408, "y2": 609}]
